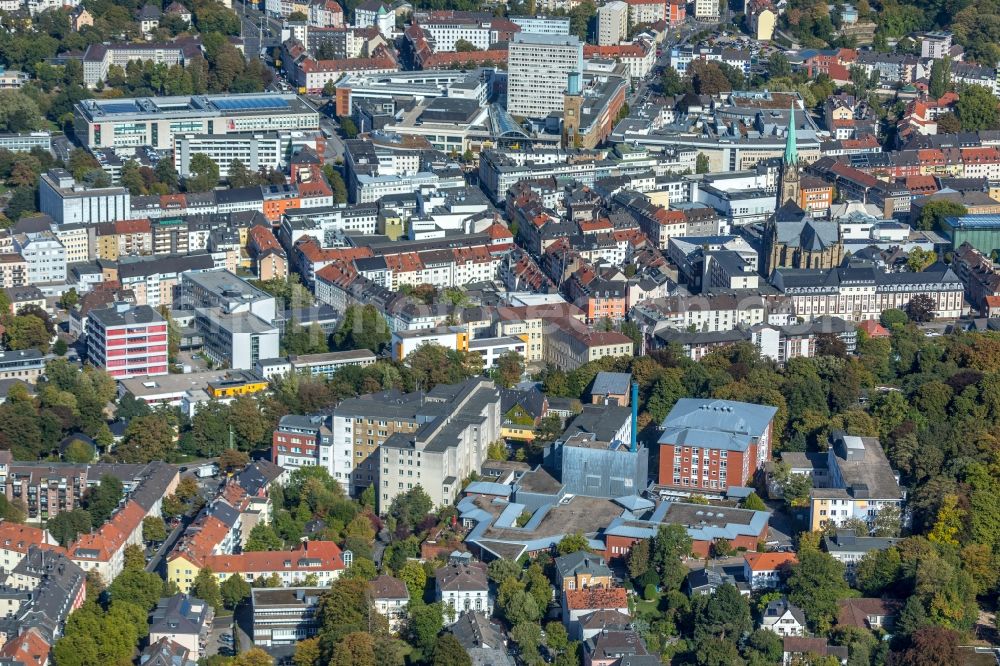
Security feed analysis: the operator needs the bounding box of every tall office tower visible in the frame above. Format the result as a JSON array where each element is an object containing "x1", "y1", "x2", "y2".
[
  {"x1": 507, "y1": 33, "x2": 584, "y2": 118},
  {"x1": 598, "y1": 1, "x2": 628, "y2": 45}
]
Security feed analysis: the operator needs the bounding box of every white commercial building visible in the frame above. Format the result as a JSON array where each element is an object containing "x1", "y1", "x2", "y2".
[
  {"x1": 418, "y1": 19, "x2": 494, "y2": 52},
  {"x1": 598, "y1": 1, "x2": 628, "y2": 45},
  {"x1": 195, "y1": 307, "x2": 280, "y2": 370},
  {"x1": 39, "y1": 168, "x2": 133, "y2": 226},
  {"x1": 74, "y1": 94, "x2": 320, "y2": 151},
  {"x1": 694, "y1": 0, "x2": 720, "y2": 19},
  {"x1": 468, "y1": 336, "x2": 528, "y2": 371},
  {"x1": 173, "y1": 133, "x2": 284, "y2": 179},
  {"x1": 506, "y1": 33, "x2": 583, "y2": 119},
  {"x1": 509, "y1": 15, "x2": 571, "y2": 34}
]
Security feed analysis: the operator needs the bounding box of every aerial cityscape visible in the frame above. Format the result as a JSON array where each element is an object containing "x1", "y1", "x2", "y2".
[{"x1": 0, "y1": 0, "x2": 997, "y2": 664}]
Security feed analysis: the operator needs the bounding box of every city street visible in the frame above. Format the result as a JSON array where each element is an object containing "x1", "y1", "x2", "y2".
[
  {"x1": 145, "y1": 519, "x2": 185, "y2": 576},
  {"x1": 319, "y1": 116, "x2": 346, "y2": 162},
  {"x1": 235, "y1": 0, "x2": 282, "y2": 62}
]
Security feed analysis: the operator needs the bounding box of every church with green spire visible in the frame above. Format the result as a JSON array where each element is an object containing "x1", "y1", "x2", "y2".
[
  {"x1": 779, "y1": 103, "x2": 801, "y2": 206},
  {"x1": 763, "y1": 103, "x2": 844, "y2": 275}
]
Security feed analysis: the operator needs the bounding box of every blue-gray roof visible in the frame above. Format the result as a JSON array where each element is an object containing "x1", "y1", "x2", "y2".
[
  {"x1": 944, "y1": 214, "x2": 1000, "y2": 230},
  {"x1": 604, "y1": 501, "x2": 770, "y2": 542},
  {"x1": 614, "y1": 495, "x2": 654, "y2": 512},
  {"x1": 590, "y1": 372, "x2": 632, "y2": 398},
  {"x1": 657, "y1": 399, "x2": 778, "y2": 453},
  {"x1": 464, "y1": 481, "x2": 513, "y2": 497}
]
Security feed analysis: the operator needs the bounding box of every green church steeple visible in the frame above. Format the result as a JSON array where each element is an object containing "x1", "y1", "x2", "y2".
[{"x1": 784, "y1": 103, "x2": 798, "y2": 166}]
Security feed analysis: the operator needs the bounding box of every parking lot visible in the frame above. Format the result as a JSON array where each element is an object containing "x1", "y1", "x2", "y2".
[{"x1": 206, "y1": 614, "x2": 236, "y2": 658}]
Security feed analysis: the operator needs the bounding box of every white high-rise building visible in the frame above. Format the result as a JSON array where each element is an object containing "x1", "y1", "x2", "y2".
[
  {"x1": 506, "y1": 33, "x2": 584, "y2": 119},
  {"x1": 598, "y1": 1, "x2": 629, "y2": 45},
  {"x1": 695, "y1": 0, "x2": 720, "y2": 20}
]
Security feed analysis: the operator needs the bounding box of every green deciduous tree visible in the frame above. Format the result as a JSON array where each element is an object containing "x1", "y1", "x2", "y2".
[
  {"x1": 742, "y1": 492, "x2": 767, "y2": 511},
  {"x1": 142, "y1": 516, "x2": 167, "y2": 543},
  {"x1": 331, "y1": 631, "x2": 376, "y2": 666},
  {"x1": 245, "y1": 523, "x2": 283, "y2": 551},
  {"x1": 221, "y1": 572, "x2": 251, "y2": 610},
  {"x1": 957, "y1": 84, "x2": 1000, "y2": 131},
  {"x1": 696, "y1": 152, "x2": 710, "y2": 174},
  {"x1": 333, "y1": 304, "x2": 390, "y2": 353},
  {"x1": 185, "y1": 153, "x2": 219, "y2": 192},
  {"x1": 48, "y1": 509, "x2": 92, "y2": 546},
  {"x1": 398, "y1": 560, "x2": 428, "y2": 600},
  {"x1": 652, "y1": 524, "x2": 692, "y2": 591},
  {"x1": 787, "y1": 546, "x2": 853, "y2": 632},
  {"x1": 407, "y1": 601, "x2": 443, "y2": 657},
  {"x1": 493, "y1": 351, "x2": 524, "y2": 389},
  {"x1": 113, "y1": 413, "x2": 173, "y2": 463},
  {"x1": 433, "y1": 633, "x2": 471, "y2": 666},
  {"x1": 107, "y1": 567, "x2": 164, "y2": 611},
  {"x1": 928, "y1": 56, "x2": 952, "y2": 99},
  {"x1": 692, "y1": 583, "x2": 752, "y2": 641},
  {"x1": 192, "y1": 568, "x2": 223, "y2": 610},
  {"x1": 84, "y1": 474, "x2": 124, "y2": 525},
  {"x1": 387, "y1": 486, "x2": 433, "y2": 535}
]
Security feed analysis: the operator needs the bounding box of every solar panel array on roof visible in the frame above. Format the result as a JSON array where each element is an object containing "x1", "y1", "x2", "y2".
[
  {"x1": 102, "y1": 102, "x2": 141, "y2": 114},
  {"x1": 212, "y1": 97, "x2": 290, "y2": 111}
]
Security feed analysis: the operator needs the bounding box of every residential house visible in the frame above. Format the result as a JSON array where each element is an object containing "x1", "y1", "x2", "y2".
[
  {"x1": 836, "y1": 598, "x2": 900, "y2": 631},
  {"x1": 553, "y1": 551, "x2": 613, "y2": 592},
  {"x1": 448, "y1": 612, "x2": 514, "y2": 666},
  {"x1": 584, "y1": 629, "x2": 656, "y2": 666},
  {"x1": 685, "y1": 566, "x2": 745, "y2": 597},
  {"x1": 562, "y1": 587, "x2": 629, "y2": 641},
  {"x1": 589, "y1": 372, "x2": 632, "y2": 407},
  {"x1": 822, "y1": 530, "x2": 899, "y2": 582},
  {"x1": 782, "y1": 637, "x2": 849, "y2": 665},
  {"x1": 140, "y1": 637, "x2": 198, "y2": 666},
  {"x1": 435, "y1": 561, "x2": 493, "y2": 624},
  {"x1": 499, "y1": 387, "x2": 547, "y2": 441},
  {"x1": 371, "y1": 575, "x2": 409, "y2": 632},
  {"x1": 743, "y1": 551, "x2": 797, "y2": 591},
  {"x1": 149, "y1": 594, "x2": 214, "y2": 659},
  {"x1": 760, "y1": 598, "x2": 807, "y2": 636}
]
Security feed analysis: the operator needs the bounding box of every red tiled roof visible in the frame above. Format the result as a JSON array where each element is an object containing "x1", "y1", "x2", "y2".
[
  {"x1": 160, "y1": 194, "x2": 186, "y2": 208},
  {"x1": 0, "y1": 628, "x2": 49, "y2": 666},
  {"x1": 70, "y1": 500, "x2": 145, "y2": 562},
  {"x1": 744, "y1": 551, "x2": 798, "y2": 571},
  {"x1": 300, "y1": 48, "x2": 396, "y2": 73},
  {"x1": 484, "y1": 221, "x2": 513, "y2": 240},
  {"x1": 917, "y1": 148, "x2": 946, "y2": 163},
  {"x1": 204, "y1": 540, "x2": 345, "y2": 575},
  {"x1": 298, "y1": 180, "x2": 333, "y2": 198},
  {"x1": 858, "y1": 319, "x2": 890, "y2": 338},
  {"x1": 113, "y1": 218, "x2": 152, "y2": 235},
  {"x1": 564, "y1": 587, "x2": 628, "y2": 611},
  {"x1": 248, "y1": 225, "x2": 282, "y2": 253},
  {"x1": 837, "y1": 598, "x2": 901, "y2": 629},
  {"x1": 579, "y1": 219, "x2": 614, "y2": 233},
  {"x1": 421, "y1": 49, "x2": 508, "y2": 69},
  {"x1": 315, "y1": 260, "x2": 358, "y2": 288},
  {"x1": 962, "y1": 147, "x2": 1000, "y2": 163},
  {"x1": 0, "y1": 522, "x2": 61, "y2": 555},
  {"x1": 172, "y1": 515, "x2": 232, "y2": 565},
  {"x1": 904, "y1": 175, "x2": 937, "y2": 192}
]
